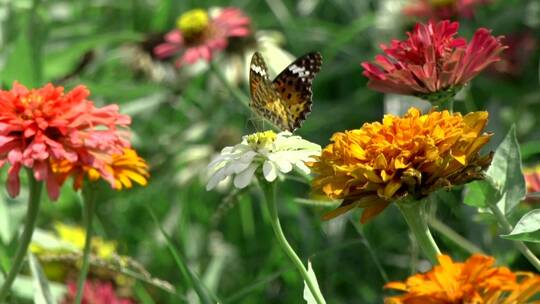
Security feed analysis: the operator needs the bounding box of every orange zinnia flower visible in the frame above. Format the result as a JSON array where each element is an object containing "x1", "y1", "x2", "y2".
[
  {"x1": 384, "y1": 254, "x2": 540, "y2": 304},
  {"x1": 53, "y1": 148, "x2": 149, "y2": 191},
  {"x1": 309, "y1": 107, "x2": 492, "y2": 223}
]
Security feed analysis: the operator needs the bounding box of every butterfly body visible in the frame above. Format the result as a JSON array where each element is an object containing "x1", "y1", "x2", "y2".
[{"x1": 249, "y1": 51, "x2": 322, "y2": 132}]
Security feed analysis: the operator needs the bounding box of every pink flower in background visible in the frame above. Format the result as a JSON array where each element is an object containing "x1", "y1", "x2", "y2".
[
  {"x1": 361, "y1": 20, "x2": 506, "y2": 102},
  {"x1": 0, "y1": 82, "x2": 131, "y2": 200},
  {"x1": 153, "y1": 7, "x2": 251, "y2": 67},
  {"x1": 403, "y1": 0, "x2": 489, "y2": 20},
  {"x1": 524, "y1": 165, "x2": 540, "y2": 203},
  {"x1": 490, "y1": 31, "x2": 538, "y2": 77},
  {"x1": 62, "y1": 280, "x2": 135, "y2": 304}
]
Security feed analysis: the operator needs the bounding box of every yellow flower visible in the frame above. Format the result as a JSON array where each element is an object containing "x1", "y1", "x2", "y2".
[
  {"x1": 53, "y1": 148, "x2": 149, "y2": 191},
  {"x1": 309, "y1": 107, "x2": 492, "y2": 223},
  {"x1": 384, "y1": 254, "x2": 540, "y2": 304},
  {"x1": 88, "y1": 148, "x2": 149, "y2": 190},
  {"x1": 54, "y1": 223, "x2": 118, "y2": 259}
]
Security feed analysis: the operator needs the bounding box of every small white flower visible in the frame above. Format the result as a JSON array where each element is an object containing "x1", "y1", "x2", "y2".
[{"x1": 206, "y1": 131, "x2": 321, "y2": 190}]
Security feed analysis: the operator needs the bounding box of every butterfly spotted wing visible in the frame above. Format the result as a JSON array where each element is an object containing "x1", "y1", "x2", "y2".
[{"x1": 249, "y1": 51, "x2": 322, "y2": 131}]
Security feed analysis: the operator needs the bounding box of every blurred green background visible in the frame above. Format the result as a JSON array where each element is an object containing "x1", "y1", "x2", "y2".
[{"x1": 0, "y1": 0, "x2": 539, "y2": 303}]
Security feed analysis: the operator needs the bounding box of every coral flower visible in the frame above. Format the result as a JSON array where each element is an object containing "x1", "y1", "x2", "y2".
[
  {"x1": 52, "y1": 148, "x2": 149, "y2": 191},
  {"x1": 403, "y1": 0, "x2": 489, "y2": 20},
  {"x1": 62, "y1": 279, "x2": 134, "y2": 304},
  {"x1": 309, "y1": 108, "x2": 492, "y2": 223},
  {"x1": 361, "y1": 20, "x2": 506, "y2": 103},
  {"x1": 154, "y1": 7, "x2": 251, "y2": 67},
  {"x1": 0, "y1": 82, "x2": 130, "y2": 200},
  {"x1": 384, "y1": 254, "x2": 540, "y2": 304}
]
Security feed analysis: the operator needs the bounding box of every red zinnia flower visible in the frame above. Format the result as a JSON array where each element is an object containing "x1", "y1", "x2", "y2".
[
  {"x1": 403, "y1": 0, "x2": 489, "y2": 20},
  {"x1": 0, "y1": 82, "x2": 130, "y2": 200},
  {"x1": 153, "y1": 7, "x2": 251, "y2": 67},
  {"x1": 62, "y1": 279, "x2": 135, "y2": 304},
  {"x1": 361, "y1": 20, "x2": 506, "y2": 102}
]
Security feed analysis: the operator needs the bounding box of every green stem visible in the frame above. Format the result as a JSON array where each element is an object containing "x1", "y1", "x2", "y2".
[
  {"x1": 0, "y1": 170, "x2": 43, "y2": 302},
  {"x1": 74, "y1": 184, "x2": 97, "y2": 304},
  {"x1": 259, "y1": 180, "x2": 326, "y2": 304},
  {"x1": 488, "y1": 205, "x2": 540, "y2": 272},
  {"x1": 427, "y1": 216, "x2": 485, "y2": 255},
  {"x1": 208, "y1": 60, "x2": 251, "y2": 111},
  {"x1": 396, "y1": 198, "x2": 441, "y2": 265},
  {"x1": 146, "y1": 205, "x2": 216, "y2": 304}
]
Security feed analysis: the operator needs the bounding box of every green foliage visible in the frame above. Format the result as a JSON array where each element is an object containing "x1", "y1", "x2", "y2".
[
  {"x1": 465, "y1": 126, "x2": 526, "y2": 215},
  {"x1": 1, "y1": 0, "x2": 540, "y2": 303},
  {"x1": 502, "y1": 209, "x2": 540, "y2": 243}
]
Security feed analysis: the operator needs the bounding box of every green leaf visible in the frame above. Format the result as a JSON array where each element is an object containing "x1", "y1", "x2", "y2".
[
  {"x1": 1, "y1": 21, "x2": 41, "y2": 87},
  {"x1": 485, "y1": 126, "x2": 525, "y2": 215},
  {"x1": 28, "y1": 253, "x2": 55, "y2": 304},
  {"x1": 501, "y1": 209, "x2": 540, "y2": 243},
  {"x1": 463, "y1": 180, "x2": 497, "y2": 208},
  {"x1": 303, "y1": 260, "x2": 326, "y2": 304}
]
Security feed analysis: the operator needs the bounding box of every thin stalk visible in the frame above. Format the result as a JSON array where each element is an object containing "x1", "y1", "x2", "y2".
[
  {"x1": 146, "y1": 206, "x2": 217, "y2": 304},
  {"x1": 350, "y1": 219, "x2": 389, "y2": 282},
  {"x1": 208, "y1": 60, "x2": 250, "y2": 111},
  {"x1": 74, "y1": 184, "x2": 97, "y2": 304},
  {"x1": 488, "y1": 205, "x2": 540, "y2": 272},
  {"x1": 396, "y1": 198, "x2": 441, "y2": 265},
  {"x1": 427, "y1": 216, "x2": 485, "y2": 255},
  {"x1": 0, "y1": 170, "x2": 43, "y2": 302},
  {"x1": 259, "y1": 180, "x2": 326, "y2": 304}
]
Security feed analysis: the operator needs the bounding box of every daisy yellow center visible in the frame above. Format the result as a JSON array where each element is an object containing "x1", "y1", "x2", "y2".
[
  {"x1": 429, "y1": 0, "x2": 455, "y2": 6},
  {"x1": 246, "y1": 131, "x2": 277, "y2": 149},
  {"x1": 176, "y1": 9, "x2": 210, "y2": 39}
]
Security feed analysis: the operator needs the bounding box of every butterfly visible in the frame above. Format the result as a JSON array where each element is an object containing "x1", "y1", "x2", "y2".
[{"x1": 249, "y1": 51, "x2": 322, "y2": 132}]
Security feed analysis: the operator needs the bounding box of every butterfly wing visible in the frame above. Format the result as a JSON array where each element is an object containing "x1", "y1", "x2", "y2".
[
  {"x1": 272, "y1": 52, "x2": 322, "y2": 131},
  {"x1": 249, "y1": 52, "x2": 294, "y2": 131}
]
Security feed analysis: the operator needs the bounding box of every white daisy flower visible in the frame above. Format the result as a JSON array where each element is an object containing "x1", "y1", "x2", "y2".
[{"x1": 206, "y1": 131, "x2": 321, "y2": 190}]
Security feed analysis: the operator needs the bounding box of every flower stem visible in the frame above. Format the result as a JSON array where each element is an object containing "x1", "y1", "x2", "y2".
[
  {"x1": 259, "y1": 180, "x2": 326, "y2": 304},
  {"x1": 208, "y1": 60, "x2": 250, "y2": 111},
  {"x1": 74, "y1": 184, "x2": 97, "y2": 304},
  {"x1": 0, "y1": 170, "x2": 43, "y2": 302},
  {"x1": 427, "y1": 216, "x2": 485, "y2": 255},
  {"x1": 396, "y1": 198, "x2": 441, "y2": 265},
  {"x1": 488, "y1": 204, "x2": 540, "y2": 272}
]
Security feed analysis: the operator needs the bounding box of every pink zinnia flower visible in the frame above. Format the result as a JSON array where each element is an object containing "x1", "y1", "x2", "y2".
[
  {"x1": 62, "y1": 279, "x2": 135, "y2": 304},
  {"x1": 0, "y1": 82, "x2": 131, "y2": 200},
  {"x1": 361, "y1": 20, "x2": 506, "y2": 102},
  {"x1": 153, "y1": 7, "x2": 251, "y2": 67},
  {"x1": 491, "y1": 31, "x2": 537, "y2": 77},
  {"x1": 524, "y1": 165, "x2": 540, "y2": 203},
  {"x1": 403, "y1": 0, "x2": 489, "y2": 20}
]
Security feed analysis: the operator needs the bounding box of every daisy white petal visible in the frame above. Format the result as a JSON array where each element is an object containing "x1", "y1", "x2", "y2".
[
  {"x1": 263, "y1": 160, "x2": 278, "y2": 182},
  {"x1": 233, "y1": 164, "x2": 258, "y2": 188}
]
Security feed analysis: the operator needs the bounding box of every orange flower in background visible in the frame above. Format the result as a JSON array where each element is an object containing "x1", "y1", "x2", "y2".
[
  {"x1": 0, "y1": 82, "x2": 130, "y2": 200},
  {"x1": 154, "y1": 7, "x2": 251, "y2": 67},
  {"x1": 384, "y1": 254, "x2": 540, "y2": 304},
  {"x1": 309, "y1": 108, "x2": 492, "y2": 223},
  {"x1": 361, "y1": 20, "x2": 506, "y2": 103},
  {"x1": 403, "y1": 0, "x2": 490, "y2": 20},
  {"x1": 52, "y1": 148, "x2": 149, "y2": 191}
]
